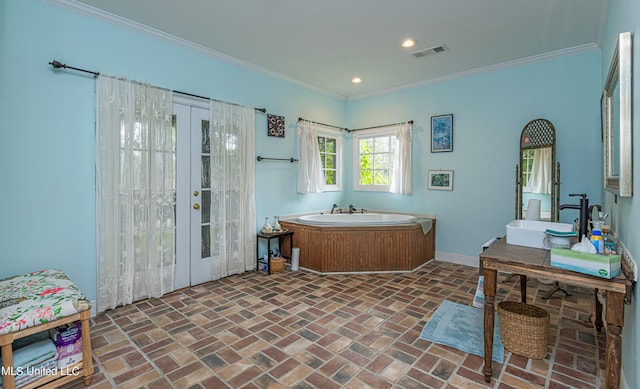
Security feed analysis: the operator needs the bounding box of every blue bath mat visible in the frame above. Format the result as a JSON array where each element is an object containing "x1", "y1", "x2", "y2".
[{"x1": 420, "y1": 300, "x2": 504, "y2": 363}]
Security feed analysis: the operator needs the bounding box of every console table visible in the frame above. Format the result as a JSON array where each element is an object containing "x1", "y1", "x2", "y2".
[{"x1": 480, "y1": 238, "x2": 630, "y2": 388}]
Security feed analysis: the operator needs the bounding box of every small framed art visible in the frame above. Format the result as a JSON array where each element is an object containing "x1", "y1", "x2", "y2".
[
  {"x1": 267, "y1": 114, "x2": 285, "y2": 138},
  {"x1": 431, "y1": 114, "x2": 453, "y2": 152},
  {"x1": 428, "y1": 170, "x2": 453, "y2": 190}
]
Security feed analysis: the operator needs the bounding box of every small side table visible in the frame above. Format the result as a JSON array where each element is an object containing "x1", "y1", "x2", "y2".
[{"x1": 257, "y1": 229, "x2": 293, "y2": 274}]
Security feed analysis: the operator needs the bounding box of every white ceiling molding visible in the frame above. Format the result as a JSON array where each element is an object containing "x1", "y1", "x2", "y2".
[
  {"x1": 45, "y1": 0, "x2": 606, "y2": 101},
  {"x1": 348, "y1": 42, "x2": 600, "y2": 101},
  {"x1": 45, "y1": 0, "x2": 345, "y2": 100}
]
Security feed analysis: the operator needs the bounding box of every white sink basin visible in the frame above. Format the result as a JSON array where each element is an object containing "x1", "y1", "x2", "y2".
[{"x1": 505, "y1": 219, "x2": 575, "y2": 249}]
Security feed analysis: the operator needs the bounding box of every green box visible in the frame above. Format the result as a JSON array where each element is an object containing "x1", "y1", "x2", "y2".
[{"x1": 550, "y1": 248, "x2": 621, "y2": 279}]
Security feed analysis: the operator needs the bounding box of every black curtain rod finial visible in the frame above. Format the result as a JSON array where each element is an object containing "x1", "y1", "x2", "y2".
[
  {"x1": 49, "y1": 59, "x2": 99, "y2": 76},
  {"x1": 50, "y1": 60, "x2": 64, "y2": 69}
]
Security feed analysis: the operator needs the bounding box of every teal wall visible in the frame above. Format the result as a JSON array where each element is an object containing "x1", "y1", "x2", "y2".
[
  {"x1": 345, "y1": 51, "x2": 602, "y2": 260},
  {"x1": 601, "y1": 0, "x2": 639, "y2": 387}
]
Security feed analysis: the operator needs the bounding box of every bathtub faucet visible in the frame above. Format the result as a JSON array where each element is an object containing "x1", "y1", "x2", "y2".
[
  {"x1": 349, "y1": 204, "x2": 357, "y2": 214},
  {"x1": 330, "y1": 204, "x2": 339, "y2": 214}
]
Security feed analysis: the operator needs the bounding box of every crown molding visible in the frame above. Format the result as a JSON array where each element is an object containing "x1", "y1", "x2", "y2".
[
  {"x1": 44, "y1": 0, "x2": 346, "y2": 100},
  {"x1": 45, "y1": 0, "x2": 600, "y2": 103},
  {"x1": 347, "y1": 42, "x2": 600, "y2": 101}
]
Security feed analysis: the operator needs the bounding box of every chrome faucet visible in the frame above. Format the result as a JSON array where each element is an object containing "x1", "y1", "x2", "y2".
[
  {"x1": 349, "y1": 204, "x2": 357, "y2": 214},
  {"x1": 559, "y1": 193, "x2": 589, "y2": 237},
  {"x1": 330, "y1": 204, "x2": 339, "y2": 214}
]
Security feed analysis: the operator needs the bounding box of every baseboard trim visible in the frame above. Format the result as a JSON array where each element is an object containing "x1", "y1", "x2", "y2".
[{"x1": 435, "y1": 251, "x2": 478, "y2": 268}]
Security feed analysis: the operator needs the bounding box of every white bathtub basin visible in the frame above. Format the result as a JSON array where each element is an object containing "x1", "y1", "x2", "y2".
[
  {"x1": 505, "y1": 219, "x2": 574, "y2": 249},
  {"x1": 298, "y1": 213, "x2": 415, "y2": 225}
]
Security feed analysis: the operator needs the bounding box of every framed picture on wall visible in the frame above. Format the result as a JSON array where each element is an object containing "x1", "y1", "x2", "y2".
[
  {"x1": 428, "y1": 170, "x2": 453, "y2": 190},
  {"x1": 267, "y1": 114, "x2": 285, "y2": 138},
  {"x1": 431, "y1": 114, "x2": 453, "y2": 152}
]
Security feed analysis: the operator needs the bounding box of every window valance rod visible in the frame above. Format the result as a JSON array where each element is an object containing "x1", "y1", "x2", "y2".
[
  {"x1": 48, "y1": 60, "x2": 267, "y2": 114},
  {"x1": 348, "y1": 120, "x2": 413, "y2": 133},
  {"x1": 298, "y1": 117, "x2": 348, "y2": 131}
]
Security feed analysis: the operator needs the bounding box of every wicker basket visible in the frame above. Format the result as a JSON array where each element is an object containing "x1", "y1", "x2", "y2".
[
  {"x1": 498, "y1": 301, "x2": 549, "y2": 359},
  {"x1": 270, "y1": 257, "x2": 286, "y2": 273}
]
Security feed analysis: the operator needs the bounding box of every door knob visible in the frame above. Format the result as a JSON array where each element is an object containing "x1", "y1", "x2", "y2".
[
  {"x1": 193, "y1": 203, "x2": 200, "y2": 210},
  {"x1": 193, "y1": 190, "x2": 199, "y2": 197}
]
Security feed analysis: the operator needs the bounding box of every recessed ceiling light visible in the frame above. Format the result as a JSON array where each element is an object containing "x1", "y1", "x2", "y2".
[
  {"x1": 401, "y1": 39, "x2": 416, "y2": 48},
  {"x1": 352, "y1": 77, "x2": 362, "y2": 84}
]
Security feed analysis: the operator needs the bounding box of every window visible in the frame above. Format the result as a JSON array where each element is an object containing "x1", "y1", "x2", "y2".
[
  {"x1": 317, "y1": 131, "x2": 341, "y2": 190},
  {"x1": 353, "y1": 128, "x2": 397, "y2": 191}
]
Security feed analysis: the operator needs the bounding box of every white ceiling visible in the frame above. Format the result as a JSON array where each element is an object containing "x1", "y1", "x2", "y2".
[{"x1": 60, "y1": 0, "x2": 610, "y2": 98}]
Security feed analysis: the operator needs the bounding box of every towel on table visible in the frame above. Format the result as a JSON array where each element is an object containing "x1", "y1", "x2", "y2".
[
  {"x1": 0, "y1": 338, "x2": 57, "y2": 385},
  {"x1": 411, "y1": 217, "x2": 433, "y2": 234}
]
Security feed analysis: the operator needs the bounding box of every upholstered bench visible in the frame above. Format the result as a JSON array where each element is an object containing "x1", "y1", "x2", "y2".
[{"x1": 0, "y1": 269, "x2": 93, "y2": 388}]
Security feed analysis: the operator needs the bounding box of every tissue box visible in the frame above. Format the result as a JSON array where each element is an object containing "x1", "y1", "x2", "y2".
[
  {"x1": 50, "y1": 321, "x2": 83, "y2": 369},
  {"x1": 550, "y1": 248, "x2": 621, "y2": 279}
]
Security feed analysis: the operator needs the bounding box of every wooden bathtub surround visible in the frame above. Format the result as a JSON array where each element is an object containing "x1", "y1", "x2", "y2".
[{"x1": 279, "y1": 219, "x2": 435, "y2": 273}]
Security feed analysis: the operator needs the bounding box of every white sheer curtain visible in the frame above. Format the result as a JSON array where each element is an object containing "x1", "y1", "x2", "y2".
[
  {"x1": 95, "y1": 75, "x2": 175, "y2": 313},
  {"x1": 526, "y1": 148, "x2": 551, "y2": 194},
  {"x1": 208, "y1": 101, "x2": 256, "y2": 278},
  {"x1": 390, "y1": 122, "x2": 413, "y2": 194},
  {"x1": 297, "y1": 120, "x2": 325, "y2": 193}
]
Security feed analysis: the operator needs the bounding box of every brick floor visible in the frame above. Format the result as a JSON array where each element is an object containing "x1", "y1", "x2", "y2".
[{"x1": 62, "y1": 261, "x2": 606, "y2": 388}]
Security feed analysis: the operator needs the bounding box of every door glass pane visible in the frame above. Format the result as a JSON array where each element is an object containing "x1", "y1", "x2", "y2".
[
  {"x1": 201, "y1": 156, "x2": 210, "y2": 188},
  {"x1": 201, "y1": 225, "x2": 211, "y2": 258},
  {"x1": 201, "y1": 190, "x2": 211, "y2": 224},
  {"x1": 201, "y1": 120, "x2": 210, "y2": 154}
]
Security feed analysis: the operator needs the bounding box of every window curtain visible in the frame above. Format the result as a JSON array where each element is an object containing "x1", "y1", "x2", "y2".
[
  {"x1": 297, "y1": 120, "x2": 325, "y2": 193},
  {"x1": 526, "y1": 148, "x2": 551, "y2": 194},
  {"x1": 208, "y1": 101, "x2": 256, "y2": 278},
  {"x1": 390, "y1": 122, "x2": 413, "y2": 194},
  {"x1": 95, "y1": 75, "x2": 175, "y2": 313}
]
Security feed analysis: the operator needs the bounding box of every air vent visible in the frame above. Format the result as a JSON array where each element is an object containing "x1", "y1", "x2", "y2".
[{"x1": 412, "y1": 44, "x2": 449, "y2": 58}]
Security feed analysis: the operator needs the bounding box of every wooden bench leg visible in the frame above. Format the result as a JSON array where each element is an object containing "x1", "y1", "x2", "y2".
[
  {"x1": 1, "y1": 342, "x2": 16, "y2": 389},
  {"x1": 80, "y1": 310, "x2": 94, "y2": 385}
]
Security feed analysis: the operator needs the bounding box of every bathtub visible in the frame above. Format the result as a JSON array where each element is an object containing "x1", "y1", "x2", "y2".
[
  {"x1": 280, "y1": 213, "x2": 435, "y2": 273},
  {"x1": 298, "y1": 213, "x2": 415, "y2": 225}
]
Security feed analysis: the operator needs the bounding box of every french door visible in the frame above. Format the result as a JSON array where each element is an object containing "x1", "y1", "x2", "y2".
[{"x1": 174, "y1": 98, "x2": 215, "y2": 288}]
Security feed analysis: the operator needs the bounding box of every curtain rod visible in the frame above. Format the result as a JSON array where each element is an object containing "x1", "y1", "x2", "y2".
[
  {"x1": 48, "y1": 60, "x2": 267, "y2": 114},
  {"x1": 348, "y1": 120, "x2": 414, "y2": 133},
  {"x1": 298, "y1": 117, "x2": 348, "y2": 131}
]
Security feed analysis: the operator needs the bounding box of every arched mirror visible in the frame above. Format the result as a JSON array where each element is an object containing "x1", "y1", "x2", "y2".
[{"x1": 515, "y1": 119, "x2": 560, "y2": 221}]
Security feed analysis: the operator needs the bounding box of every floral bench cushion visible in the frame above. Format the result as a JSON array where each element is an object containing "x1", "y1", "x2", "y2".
[{"x1": 0, "y1": 269, "x2": 91, "y2": 335}]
